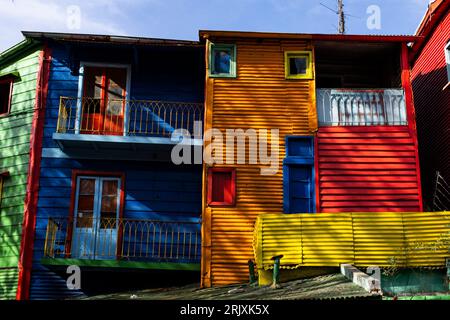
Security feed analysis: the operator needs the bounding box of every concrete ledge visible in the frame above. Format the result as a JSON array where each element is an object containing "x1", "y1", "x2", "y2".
[{"x1": 340, "y1": 264, "x2": 382, "y2": 295}]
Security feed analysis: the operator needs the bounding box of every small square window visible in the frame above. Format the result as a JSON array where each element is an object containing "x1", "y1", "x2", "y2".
[
  {"x1": 285, "y1": 51, "x2": 313, "y2": 79},
  {"x1": 0, "y1": 78, "x2": 13, "y2": 116},
  {"x1": 207, "y1": 168, "x2": 236, "y2": 206},
  {"x1": 209, "y1": 43, "x2": 236, "y2": 78}
]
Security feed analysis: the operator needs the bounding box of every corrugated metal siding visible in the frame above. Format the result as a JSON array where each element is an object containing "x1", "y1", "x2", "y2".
[
  {"x1": 0, "y1": 46, "x2": 41, "y2": 299},
  {"x1": 203, "y1": 38, "x2": 317, "y2": 286},
  {"x1": 254, "y1": 211, "x2": 450, "y2": 269},
  {"x1": 0, "y1": 267, "x2": 19, "y2": 300},
  {"x1": 317, "y1": 126, "x2": 421, "y2": 212},
  {"x1": 412, "y1": 7, "x2": 450, "y2": 207}
]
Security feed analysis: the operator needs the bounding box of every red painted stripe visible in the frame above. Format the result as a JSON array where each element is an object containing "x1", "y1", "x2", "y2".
[
  {"x1": 319, "y1": 163, "x2": 417, "y2": 170},
  {"x1": 16, "y1": 45, "x2": 52, "y2": 300},
  {"x1": 320, "y1": 170, "x2": 417, "y2": 176},
  {"x1": 321, "y1": 195, "x2": 420, "y2": 201},
  {"x1": 318, "y1": 138, "x2": 416, "y2": 145},
  {"x1": 320, "y1": 176, "x2": 418, "y2": 182},
  {"x1": 321, "y1": 207, "x2": 419, "y2": 213},
  {"x1": 317, "y1": 132, "x2": 412, "y2": 139},
  {"x1": 318, "y1": 144, "x2": 417, "y2": 151},
  {"x1": 318, "y1": 126, "x2": 410, "y2": 133},
  {"x1": 321, "y1": 201, "x2": 419, "y2": 208},
  {"x1": 321, "y1": 188, "x2": 419, "y2": 195}
]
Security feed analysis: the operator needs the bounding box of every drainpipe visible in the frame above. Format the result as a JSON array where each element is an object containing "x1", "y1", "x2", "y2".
[{"x1": 271, "y1": 255, "x2": 283, "y2": 289}]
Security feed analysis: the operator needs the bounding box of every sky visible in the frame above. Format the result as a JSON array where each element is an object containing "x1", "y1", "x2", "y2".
[{"x1": 0, "y1": 0, "x2": 431, "y2": 51}]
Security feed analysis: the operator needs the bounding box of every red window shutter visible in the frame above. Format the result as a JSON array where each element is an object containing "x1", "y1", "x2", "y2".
[{"x1": 208, "y1": 168, "x2": 236, "y2": 206}]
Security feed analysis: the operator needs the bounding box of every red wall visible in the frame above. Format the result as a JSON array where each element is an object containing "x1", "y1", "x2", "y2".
[
  {"x1": 316, "y1": 126, "x2": 422, "y2": 212},
  {"x1": 412, "y1": 7, "x2": 450, "y2": 208}
]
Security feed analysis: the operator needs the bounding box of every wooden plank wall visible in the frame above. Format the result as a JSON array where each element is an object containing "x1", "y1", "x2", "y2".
[
  {"x1": 411, "y1": 8, "x2": 450, "y2": 208},
  {"x1": 316, "y1": 126, "x2": 422, "y2": 213},
  {"x1": 202, "y1": 37, "x2": 317, "y2": 286},
  {"x1": 0, "y1": 47, "x2": 41, "y2": 299},
  {"x1": 29, "y1": 42, "x2": 204, "y2": 299}
]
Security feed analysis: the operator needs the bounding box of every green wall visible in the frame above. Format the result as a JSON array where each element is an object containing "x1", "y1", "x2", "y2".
[{"x1": 0, "y1": 45, "x2": 41, "y2": 299}]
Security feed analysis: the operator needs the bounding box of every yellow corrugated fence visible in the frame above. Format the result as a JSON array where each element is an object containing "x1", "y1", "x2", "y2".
[{"x1": 253, "y1": 212, "x2": 450, "y2": 270}]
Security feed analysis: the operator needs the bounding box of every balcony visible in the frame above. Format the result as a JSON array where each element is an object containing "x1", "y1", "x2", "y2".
[
  {"x1": 53, "y1": 97, "x2": 204, "y2": 160},
  {"x1": 42, "y1": 217, "x2": 201, "y2": 271},
  {"x1": 316, "y1": 89, "x2": 407, "y2": 126}
]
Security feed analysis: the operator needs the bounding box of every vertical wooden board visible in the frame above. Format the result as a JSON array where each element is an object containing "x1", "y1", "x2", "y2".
[{"x1": 0, "y1": 46, "x2": 41, "y2": 299}]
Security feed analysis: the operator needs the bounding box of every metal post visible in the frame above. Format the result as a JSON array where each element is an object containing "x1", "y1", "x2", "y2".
[{"x1": 271, "y1": 255, "x2": 283, "y2": 289}]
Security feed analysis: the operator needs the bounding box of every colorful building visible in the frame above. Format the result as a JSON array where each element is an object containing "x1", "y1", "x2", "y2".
[
  {"x1": 0, "y1": 39, "x2": 47, "y2": 300},
  {"x1": 411, "y1": 0, "x2": 450, "y2": 210},
  {"x1": 199, "y1": 31, "x2": 423, "y2": 287},
  {"x1": 0, "y1": 32, "x2": 205, "y2": 299}
]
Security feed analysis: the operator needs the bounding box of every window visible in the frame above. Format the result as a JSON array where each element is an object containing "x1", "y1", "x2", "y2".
[
  {"x1": 207, "y1": 168, "x2": 236, "y2": 206},
  {"x1": 0, "y1": 77, "x2": 13, "y2": 116},
  {"x1": 445, "y1": 42, "x2": 450, "y2": 82},
  {"x1": 69, "y1": 171, "x2": 124, "y2": 259},
  {"x1": 209, "y1": 43, "x2": 236, "y2": 78},
  {"x1": 285, "y1": 51, "x2": 313, "y2": 79},
  {"x1": 80, "y1": 64, "x2": 128, "y2": 135},
  {"x1": 0, "y1": 172, "x2": 9, "y2": 208}
]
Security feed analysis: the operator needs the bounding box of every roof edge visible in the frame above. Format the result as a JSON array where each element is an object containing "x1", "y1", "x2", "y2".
[
  {"x1": 199, "y1": 30, "x2": 420, "y2": 43},
  {"x1": 22, "y1": 31, "x2": 201, "y2": 47}
]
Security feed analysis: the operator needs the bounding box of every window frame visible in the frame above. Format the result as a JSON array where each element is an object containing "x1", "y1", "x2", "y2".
[
  {"x1": 207, "y1": 167, "x2": 236, "y2": 207},
  {"x1": 283, "y1": 136, "x2": 316, "y2": 214},
  {"x1": 208, "y1": 43, "x2": 237, "y2": 78},
  {"x1": 445, "y1": 41, "x2": 450, "y2": 83},
  {"x1": 0, "y1": 77, "x2": 14, "y2": 117},
  {"x1": 76, "y1": 62, "x2": 131, "y2": 135},
  {"x1": 66, "y1": 170, "x2": 125, "y2": 257},
  {"x1": 0, "y1": 171, "x2": 10, "y2": 208},
  {"x1": 284, "y1": 51, "x2": 314, "y2": 80}
]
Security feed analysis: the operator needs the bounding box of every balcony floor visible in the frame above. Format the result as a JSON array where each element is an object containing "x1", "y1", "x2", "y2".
[
  {"x1": 52, "y1": 132, "x2": 203, "y2": 161},
  {"x1": 41, "y1": 257, "x2": 200, "y2": 271}
]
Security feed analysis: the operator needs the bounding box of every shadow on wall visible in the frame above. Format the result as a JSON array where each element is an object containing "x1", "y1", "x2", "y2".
[{"x1": 412, "y1": 66, "x2": 450, "y2": 210}]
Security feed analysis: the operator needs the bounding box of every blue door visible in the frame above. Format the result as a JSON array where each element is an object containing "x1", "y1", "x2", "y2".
[
  {"x1": 283, "y1": 136, "x2": 315, "y2": 214},
  {"x1": 287, "y1": 165, "x2": 314, "y2": 213}
]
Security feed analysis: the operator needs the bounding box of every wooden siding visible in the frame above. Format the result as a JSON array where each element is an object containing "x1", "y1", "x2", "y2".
[
  {"x1": 316, "y1": 126, "x2": 422, "y2": 212},
  {"x1": 0, "y1": 47, "x2": 41, "y2": 299},
  {"x1": 30, "y1": 42, "x2": 204, "y2": 299},
  {"x1": 202, "y1": 38, "x2": 317, "y2": 287},
  {"x1": 254, "y1": 211, "x2": 450, "y2": 270},
  {"x1": 411, "y1": 7, "x2": 450, "y2": 208}
]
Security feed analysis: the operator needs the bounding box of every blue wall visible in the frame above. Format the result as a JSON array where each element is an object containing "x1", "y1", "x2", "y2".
[{"x1": 30, "y1": 41, "x2": 204, "y2": 299}]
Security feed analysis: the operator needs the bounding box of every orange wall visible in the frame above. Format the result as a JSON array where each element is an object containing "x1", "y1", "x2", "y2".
[{"x1": 201, "y1": 37, "x2": 317, "y2": 287}]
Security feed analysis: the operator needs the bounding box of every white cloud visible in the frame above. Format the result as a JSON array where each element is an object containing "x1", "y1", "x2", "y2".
[{"x1": 0, "y1": 0, "x2": 142, "y2": 51}]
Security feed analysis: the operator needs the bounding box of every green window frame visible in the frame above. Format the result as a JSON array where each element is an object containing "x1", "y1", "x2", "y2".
[
  {"x1": 285, "y1": 51, "x2": 314, "y2": 80},
  {"x1": 209, "y1": 43, "x2": 237, "y2": 78}
]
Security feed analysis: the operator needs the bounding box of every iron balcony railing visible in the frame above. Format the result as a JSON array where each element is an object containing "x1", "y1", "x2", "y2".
[
  {"x1": 44, "y1": 217, "x2": 201, "y2": 263},
  {"x1": 56, "y1": 97, "x2": 204, "y2": 137},
  {"x1": 316, "y1": 89, "x2": 407, "y2": 126}
]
